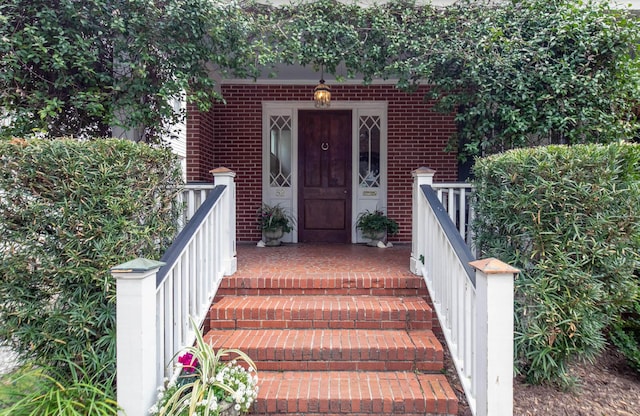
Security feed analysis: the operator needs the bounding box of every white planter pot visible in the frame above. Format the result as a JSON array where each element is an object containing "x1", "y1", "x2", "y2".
[
  {"x1": 363, "y1": 230, "x2": 386, "y2": 246},
  {"x1": 263, "y1": 227, "x2": 284, "y2": 246}
]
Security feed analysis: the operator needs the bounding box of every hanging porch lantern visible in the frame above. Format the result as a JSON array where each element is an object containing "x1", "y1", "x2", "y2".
[
  {"x1": 313, "y1": 79, "x2": 331, "y2": 108},
  {"x1": 313, "y1": 66, "x2": 331, "y2": 108}
]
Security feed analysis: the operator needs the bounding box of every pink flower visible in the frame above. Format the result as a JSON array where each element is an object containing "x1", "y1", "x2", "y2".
[{"x1": 178, "y1": 352, "x2": 199, "y2": 374}]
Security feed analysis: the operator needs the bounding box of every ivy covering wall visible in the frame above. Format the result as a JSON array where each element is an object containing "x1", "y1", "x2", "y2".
[{"x1": 1, "y1": 0, "x2": 638, "y2": 155}]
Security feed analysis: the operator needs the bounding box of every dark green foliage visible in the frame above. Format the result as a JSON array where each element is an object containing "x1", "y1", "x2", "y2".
[
  {"x1": 2, "y1": 0, "x2": 637, "y2": 149},
  {"x1": 0, "y1": 355, "x2": 119, "y2": 415},
  {"x1": 0, "y1": 138, "x2": 182, "y2": 385},
  {"x1": 259, "y1": 203, "x2": 295, "y2": 233},
  {"x1": 267, "y1": 0, "x2": 640, "y2": 159},
  {"x1": 355, "y1": 209, "x2": 399, "y2": 236},
  {"x1": 0, "y1": 0, "x2": 262, "y2": 142},
  {"x1": 610, "y1": 297, "x2": 640, "y2": 373},
  {"x1": 472, "y1": 143, "x2": 640, "y2": 385},
  {"x1": 426, "y1": 0, "x2": 640, "y2": 160}
]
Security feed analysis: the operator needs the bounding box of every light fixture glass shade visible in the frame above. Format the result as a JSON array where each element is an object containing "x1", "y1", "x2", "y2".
[{"x1": 313, "y1": 80, "x2": 331, "y2": 108}]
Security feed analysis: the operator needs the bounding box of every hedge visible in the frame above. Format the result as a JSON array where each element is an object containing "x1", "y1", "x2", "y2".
[
  {"x1": 0, "y1": 138, "x2": 183, "y2": 383},
  {"x1": 472, "y1": 143, "x2": 640, "y2": 385}
]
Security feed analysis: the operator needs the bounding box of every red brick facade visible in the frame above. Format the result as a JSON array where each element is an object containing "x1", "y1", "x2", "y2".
[{"x1": 186, "y1": 84, "x2": 458, "y2": 242}]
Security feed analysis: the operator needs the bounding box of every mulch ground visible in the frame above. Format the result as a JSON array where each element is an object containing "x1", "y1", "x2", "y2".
[{"x1": 441, "y1": 341, "x2": 640, "y2": 416}]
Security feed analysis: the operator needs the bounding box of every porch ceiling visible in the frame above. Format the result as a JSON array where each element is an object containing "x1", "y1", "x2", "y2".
[{"x1": 221, "y1": 62, "x2": 391, "y2": 85}]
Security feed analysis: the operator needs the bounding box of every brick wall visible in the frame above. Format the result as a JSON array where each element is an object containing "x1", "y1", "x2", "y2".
[
  {"x1": 187, "y1": 84, "x2": 458, "y2": 242},
  {"x1": 186, "y1": 102, "x2": 216, "y2": 181}
]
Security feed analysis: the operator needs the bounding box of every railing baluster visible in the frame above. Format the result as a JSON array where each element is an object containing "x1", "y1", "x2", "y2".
[
  {"x1": 431, "y1": 183, "x2": 475, "y2": 252},
  {"x1": 156, "y1": 285, "x2": 165, "y2": 386},
  {"x1": 459, "y1": 188, "x2": 467, "y2": 238},
  {"x1": 448, "y1": 188, "x2": 455, "y2": 222}
]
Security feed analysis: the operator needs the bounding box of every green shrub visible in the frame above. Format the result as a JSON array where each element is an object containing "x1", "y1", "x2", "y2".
[
  {"x1": 0, "y1": 138, "x2": 182, "y2": 385},
  {"x1": 472, "y1": 143, "x2": 640, "y2": 386},
  {"x1": 0, "y1": 355, "x2": 119, "y2": 415},
  {"x1": 610, "y1": 297, "x2": 640, "y2": 373}
]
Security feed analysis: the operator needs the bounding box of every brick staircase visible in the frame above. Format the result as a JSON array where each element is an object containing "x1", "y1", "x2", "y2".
[{"x1": 204, "y1": 246, "x2": 458, "y2": 416}]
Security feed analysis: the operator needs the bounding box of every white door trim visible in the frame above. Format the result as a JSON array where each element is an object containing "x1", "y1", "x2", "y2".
[{"x1": 262, "y1": 101, "x2": 388, "y2": 243}]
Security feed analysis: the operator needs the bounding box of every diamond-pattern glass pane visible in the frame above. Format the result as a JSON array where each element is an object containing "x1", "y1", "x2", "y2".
[
  {"x1": 269, "y1": 116, "x2": 292, "y2": 187},
  {"x1": 359, "y1": 116, "x2": 381, "y2": 188}
]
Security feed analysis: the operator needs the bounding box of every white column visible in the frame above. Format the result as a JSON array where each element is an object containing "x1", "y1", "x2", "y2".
[
  {"x1": 211, "y1": 167, "x2": 237, "y2": 275},
  {"x1": 470, "y1": 258, "x2": 519, "y2": 416},
  {"x1": 410, "y1": 167, "x2": 435, "y2": 275},
  {"x1": 112, "y1": 258, "x2": 165, "y2": 416}
]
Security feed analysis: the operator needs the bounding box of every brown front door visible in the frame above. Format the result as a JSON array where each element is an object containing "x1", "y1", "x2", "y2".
[{"x1": 298, "y1": 110, "x2": 352, "y2": 243}]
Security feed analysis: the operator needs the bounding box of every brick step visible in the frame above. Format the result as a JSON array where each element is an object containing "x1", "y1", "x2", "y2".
[
  {"x1": 251, "y1": 371, "x2": 458, "y2": 415},
  {"x1": 204, "y1": 329, "x2": 444, "y2": 372},
  {"x1": 209, "y1": 295, "x2": 432, "y2": 330},
  {"x1": 215, "y1": 273, "x2": 428, "y2": 299}
]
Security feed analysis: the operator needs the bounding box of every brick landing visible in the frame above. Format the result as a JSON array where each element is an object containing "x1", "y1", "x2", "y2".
[{"x1": 205, "y1": 243, "x2": 458, "y2": 415}]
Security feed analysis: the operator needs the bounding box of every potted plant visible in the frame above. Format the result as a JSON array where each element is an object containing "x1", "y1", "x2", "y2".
[
  {"x1": 150, "y1": 318, "x2": 258, "y2": 416},
  {"x1": 355, "y1": 209, "x2": 399, "y2": 246},
  {"x1": 258, "y1": 203, "x2": 295, "y2": 246}
]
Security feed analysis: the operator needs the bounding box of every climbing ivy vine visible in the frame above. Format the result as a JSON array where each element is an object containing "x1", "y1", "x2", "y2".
[
  {"x1": 0, "y1": 0, "x2": 267, "y2": 141},
  {"x1": 264, "y1": 0, "x2": 639, "y2": 160},
  {"x1": 1, "y1": 0, "x2": 638, "y2": 154}
]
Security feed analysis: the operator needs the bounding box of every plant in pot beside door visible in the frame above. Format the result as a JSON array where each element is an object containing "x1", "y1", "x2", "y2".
[
  {"x1": 356, "y1": 209, "x2": 399, "y2": 247},
  {"x1": 259, "y1": 203, "x2": 295, "y2": 246}
]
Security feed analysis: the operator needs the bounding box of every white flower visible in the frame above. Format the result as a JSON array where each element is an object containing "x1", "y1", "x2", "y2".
[
  {"x1": 233, "y1": 391, "x2": 243, "y2": 403},
  {"x1": 234, "y1": 404, "x2": 241, "y2": 411},
  {"x1": 148, "y1": 404, "x2": 159, "y2": 415},
  {"x1": 209, "y1": 399, "x2": 218, "y2": 411}
]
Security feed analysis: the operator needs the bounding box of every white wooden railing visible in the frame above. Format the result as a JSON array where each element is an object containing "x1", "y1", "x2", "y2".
[
  {"x1": 431, "y1": 182, "x2": 475, "y2": 253},
  {"x1": 111, "y1": 168, "x2": 237, "y2": 416},
  {"x1": 410, "y1": 167, "x2": 518, "y2": 416},
  {"x1": 177, "y1": 182, "x2": 217, "y2": 231}
]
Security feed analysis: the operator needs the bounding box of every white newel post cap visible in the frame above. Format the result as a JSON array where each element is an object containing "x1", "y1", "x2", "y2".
[
  {"x1": 111, "y1": 257, "x2": 166, "y2": 276},
  {"x1": 210, "y1": 166, "x2": 236, "y2": 179},
  {"x1": 469, "y1": 258, "x2": 520, "y2": 275},
  {"x1": 412, "y1": 167, "x2": 436, "y2": 177},
  {"x1": 412, "y1": 167, "x2": 435, "y2": 185}
]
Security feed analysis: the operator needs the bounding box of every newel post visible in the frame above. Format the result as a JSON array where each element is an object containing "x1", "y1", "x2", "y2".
[
  {"x1": 410, "y1": 167, "x2": 435, "y2": 275},
  {"x1": 470, "y1": 258, "x2": 519, "y2": 416},
  {"x1": 211, "y1": 167, "x2": 237, "y2": 275},
  {"x1": 112, "y1": 258, "x2": 165, "y2": 416}
]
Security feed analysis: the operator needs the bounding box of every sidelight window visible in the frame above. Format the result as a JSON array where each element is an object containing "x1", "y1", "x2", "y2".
[
  {"x1": 269, "y1": 115, "x2": 292, "y2": 187},
  {"x1": 358, "y1": 115, "x2": 381, "y2": 188}
]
